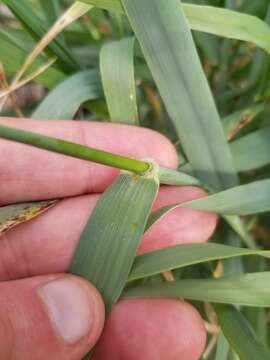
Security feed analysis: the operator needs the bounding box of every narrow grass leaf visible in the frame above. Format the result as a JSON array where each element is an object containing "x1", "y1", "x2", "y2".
[
  {"x1": 147, "y1": 179, "x2": 270, "y2": 231},
  {"x1": 181, "y1": 179, "x2": 270, "y2": 215},
  {"x1": 100, "y1": 37, "x2": 139, "y2": 124},
  {"x1": 215, "y1": 305, "x2": 270, "y2": 359},
  {"x1": 128, "y1": 243, "x2": 270, "y2": 282},
  {"x1": 70, "y1": 169, "x2": 159, "y2": 312},
  {"x1": 0, "y1": 200, "x2": 57, "y2": 234},
  {"x1": 32, "y1": 70, "x2": 103, "y2": 119},
  {"x1": 123, "y1": 272, "x2": 270, "y2": 307},
  {"x1": 122, "y1": 0, "x2": 238, "y2": 192}
]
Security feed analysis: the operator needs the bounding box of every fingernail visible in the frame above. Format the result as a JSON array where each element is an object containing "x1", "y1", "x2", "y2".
[{"x1": 39, "y1": 277, "x2": 94, "y2": 344}]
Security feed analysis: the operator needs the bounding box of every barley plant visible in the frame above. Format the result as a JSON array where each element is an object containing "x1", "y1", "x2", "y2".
[{"x1": 1, "y1": 0, "x2": 270, "y2": 359}]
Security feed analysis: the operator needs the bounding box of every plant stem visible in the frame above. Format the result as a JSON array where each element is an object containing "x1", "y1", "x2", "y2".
[{"x1": 0, "y1": 124, "x2": 150, "y2": 174}]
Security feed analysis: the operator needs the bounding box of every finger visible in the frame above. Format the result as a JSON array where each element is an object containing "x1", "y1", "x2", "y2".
[
  {"x1": 0, "y1": 274, "x2": 104, "y2": 360},
  {"x1": 0, "y1": 118, "x2": 178, "y2": 204},
  {"x1": 0, "y1": 186, "x2": 217, "y2": 281},
  {"x1": 93, "y1": 299, "x2": 206, "y2": 360}
]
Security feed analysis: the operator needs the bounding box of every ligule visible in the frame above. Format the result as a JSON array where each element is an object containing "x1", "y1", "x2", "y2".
[{"x1": 69, "y1": 163, "x2": 159, "y2": 313}]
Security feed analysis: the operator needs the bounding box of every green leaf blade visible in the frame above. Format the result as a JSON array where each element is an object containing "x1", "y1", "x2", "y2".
[
  {"x1": 123, "y1": 272, "x2": 270, "y2": 307},
  {"x1": 231, "y1": 126, "x2": 270, "y2": 172},
  {"x1": 184, "y1": 4, "x2": 270, "y2": 53},
  {"x1": 70, "y1": 170, "x2": 159, "y2": 312},
  {"x1": 122, "y1": 0, "x2": 238, "y2": 191},
  {"x1": 215, "y1": 305, "x2": 270, "y2": 360},
  {"x1": 100, "y1": 37, "x2": 139, "y2": 125},
  {"x1": 129, "y1": 243, "x2": 270, "y2": 282},
  {"x1": 32, "y1": 70, "x2": 103, "y2": 120},
  {"x1": 2, "y1": 0, "x2": 78, "y2": 72},
  {"x1": 147, "y1": 179, "x2": 270, "y2": 232}
]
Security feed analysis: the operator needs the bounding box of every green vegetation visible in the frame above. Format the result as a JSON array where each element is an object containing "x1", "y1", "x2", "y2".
[{"x1": 1, "y1": 1, "x2": 270, "y2": 358}]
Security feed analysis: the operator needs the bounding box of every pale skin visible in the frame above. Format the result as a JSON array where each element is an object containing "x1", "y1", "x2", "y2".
[{"x1": 0, "y1": 118, "x2": 217, "y2": 360}]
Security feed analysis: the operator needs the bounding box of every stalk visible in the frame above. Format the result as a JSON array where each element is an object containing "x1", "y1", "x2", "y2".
[{"x1": 0, "y1": 124, "x2": 149, "y2": 174}]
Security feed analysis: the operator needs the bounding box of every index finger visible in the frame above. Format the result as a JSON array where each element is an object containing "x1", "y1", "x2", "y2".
[{"x1": 0, "y1": 118, "x2": 178, "y2": 204}]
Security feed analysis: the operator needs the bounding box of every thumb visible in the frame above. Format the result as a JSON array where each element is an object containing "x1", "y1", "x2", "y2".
[{"x1": 0, "y1": 274, "x2": 105, "y2": 360}]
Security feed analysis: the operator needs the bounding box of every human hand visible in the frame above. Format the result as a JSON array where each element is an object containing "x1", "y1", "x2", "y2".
[{"x1": 0, "y1": 118, "x2": 217, "y2": 360}]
